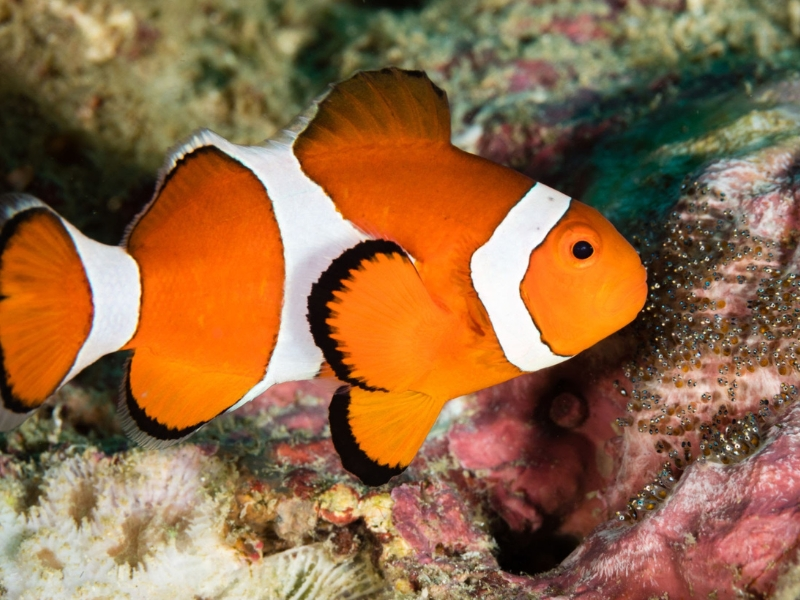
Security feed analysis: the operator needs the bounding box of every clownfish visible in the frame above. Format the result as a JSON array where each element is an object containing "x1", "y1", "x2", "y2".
[{"x1": 0, "y1": 68, "x2": 647, "y2": 485}]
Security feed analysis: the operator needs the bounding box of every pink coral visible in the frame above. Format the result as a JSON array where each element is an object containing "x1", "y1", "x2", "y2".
[{"x1": 530, "y1": 402, "x2": 800, "y2": 598}]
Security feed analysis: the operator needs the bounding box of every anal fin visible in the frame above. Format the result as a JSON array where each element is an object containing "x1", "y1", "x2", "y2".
[{"x1": 330, "y1": 386, "x2": 445, "y2": 486}]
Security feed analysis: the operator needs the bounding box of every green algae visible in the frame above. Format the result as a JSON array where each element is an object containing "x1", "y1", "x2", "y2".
[
  {"x1": 595, "y1": 96, "x2": 795, "y2": 246},
  {"x1": 581, "y1": 71, "x2": 800, "y2": 235}
]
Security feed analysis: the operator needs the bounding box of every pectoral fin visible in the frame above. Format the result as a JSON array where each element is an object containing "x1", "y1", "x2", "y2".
[
  {"x1": 308, "y1": 239, "x2": 450, "y2": 393},
  {"x1": 329, "y1": 385, "x2": 445, "y2": 485}
]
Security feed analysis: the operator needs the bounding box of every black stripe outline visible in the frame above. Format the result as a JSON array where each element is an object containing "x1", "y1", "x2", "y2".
[
  {"x1": 329, "y1": 386, "x2": 406, "y2": 486},
  {"x1": 307, "y1": 239, "x2": 409, "y2": 393},
  {"x1": 378, "y1": 67, "x2": 447, "y2": 100},
  {"x1": 124, "y1": 144, "x2": 222, "y2": 244}
]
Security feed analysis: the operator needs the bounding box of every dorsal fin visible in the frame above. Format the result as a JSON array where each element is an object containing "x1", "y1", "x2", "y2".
[
  {"x1": 120, "y1": 142, "x2": 285, "y2": 447},
  {"x1": 294, "y1": 68, "x2": 451, "y2": 158}
]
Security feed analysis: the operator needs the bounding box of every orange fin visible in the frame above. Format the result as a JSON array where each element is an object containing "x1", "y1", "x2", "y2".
[
  {"x1": 329, "y1": 385, "x2": 445, "y2": 485},
  {"x1": 308, "y1": 240, "x2": 449, "y2": 393},
  {"x1": 294, "y1": 67, "x2": 451, "y2": 159},
  {"x1": 120, "y1": 349, "x2": 258, "y2": 447},
  {"x1": 119, "y1": 139, "x2": 287, "y2": 447},
  {"x1": 124, "y1": 143, "x2": 284, "y2": 384},
  {"x1": 0, "y1": 195, "x2": 93, "y2": 428}
]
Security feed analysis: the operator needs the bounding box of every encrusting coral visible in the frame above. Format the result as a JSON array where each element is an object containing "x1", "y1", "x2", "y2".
[{"x1": 533, "y1": 402, "x2": 800, "y2": 599}]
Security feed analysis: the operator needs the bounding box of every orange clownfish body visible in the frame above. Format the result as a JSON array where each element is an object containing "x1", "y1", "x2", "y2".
[{"x1": 0, "y1": 69, "x2": 647, "y2": 485}]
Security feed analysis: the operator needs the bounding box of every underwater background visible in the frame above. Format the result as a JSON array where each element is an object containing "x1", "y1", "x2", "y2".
[{"x1": 2, "y1": 0, "x2": 800, "y2": 598}]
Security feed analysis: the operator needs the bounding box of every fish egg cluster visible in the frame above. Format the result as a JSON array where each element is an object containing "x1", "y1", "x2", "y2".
[{"x1": 612, "y1": 180, "x2": 800, "y2": 523}]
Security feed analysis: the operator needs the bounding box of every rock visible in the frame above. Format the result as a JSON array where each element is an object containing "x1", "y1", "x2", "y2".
[{"x1": 530, "y1": 403, "x2": 800, "y2": 599}]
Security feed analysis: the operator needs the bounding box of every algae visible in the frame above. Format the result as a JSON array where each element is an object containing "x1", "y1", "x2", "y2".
[{"x1": 582, "y1": 71, "x2": 800, "y2": 235}]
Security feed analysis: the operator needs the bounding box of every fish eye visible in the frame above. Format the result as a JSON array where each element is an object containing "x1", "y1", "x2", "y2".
[{"x1": 572, "y1": 240, "x2": 594, "y2": 259}]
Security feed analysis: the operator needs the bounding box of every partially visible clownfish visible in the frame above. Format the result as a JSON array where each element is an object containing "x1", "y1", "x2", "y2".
[{"x1": 0, "y1": 68, "x2": 647, "y2": 485}]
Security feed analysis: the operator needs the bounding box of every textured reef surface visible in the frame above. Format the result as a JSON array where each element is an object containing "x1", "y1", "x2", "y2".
[{"x1": 4, "y1": 0, "x2": 800, "y2": 598}]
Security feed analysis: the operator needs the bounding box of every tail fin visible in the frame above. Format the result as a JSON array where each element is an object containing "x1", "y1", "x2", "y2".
[{"x1": 0, "y1": 194, "x2": 140, "y2": 430}]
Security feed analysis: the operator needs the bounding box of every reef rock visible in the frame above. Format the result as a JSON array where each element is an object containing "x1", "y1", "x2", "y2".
[{"x1": 533, "y1": 402, "x2": 800, "y2": 599}]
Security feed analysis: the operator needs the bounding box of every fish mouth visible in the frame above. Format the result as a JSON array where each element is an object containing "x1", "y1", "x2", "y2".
[{"x1": 603, "y1": 266, "x2": 649, "y2": 316}]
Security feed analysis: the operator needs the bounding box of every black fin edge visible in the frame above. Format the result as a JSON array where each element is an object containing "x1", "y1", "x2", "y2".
[
  {"x1": 329, "y1": 386, "x2": 406, "y2": 486},
  {"x1": 307, "y1": 239, "x2": 409, "y2": 393},
  {"x1": 375, "y1": 67, "x2": 447, "y2": 99},
  {"x1": 118, "y1": 357, "x2": 206, "y2": 448},
  {"x1": 124, "y1": 143, "x2": 242, "y2": 248},
  {"x1": 0, "y1": 207, "x2": 64, "y2": 414}
]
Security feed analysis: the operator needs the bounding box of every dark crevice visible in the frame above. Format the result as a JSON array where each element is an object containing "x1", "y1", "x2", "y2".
[{"x1": 493, "y1": 513, "x2": 580, "y2": 576}]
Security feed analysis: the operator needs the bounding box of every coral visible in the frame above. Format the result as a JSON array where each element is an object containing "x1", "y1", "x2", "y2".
[
  {"x1": 327, "y1": 0, "x2": 800, "y2": 184},
  {"x1": 0, "y1": 0, "x2": 333, "y2": 171},
  {"x1": 612, "y1": 138, "x2": 800, "y2": 518},
  {"x1": 531, "y1": 402, "x2": 800, "y2": 599},
  {"x1": 0, "y1": 0, "x2": 337, "y2": 242},
  {"x1": 0, "y1": 445, "x2": 385, "y2": 599}
]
